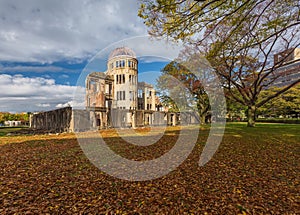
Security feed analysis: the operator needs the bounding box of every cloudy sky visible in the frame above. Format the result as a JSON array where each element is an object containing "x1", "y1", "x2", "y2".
[{"x1": 0, "y1": 0, "x2": 181, "y2": 113}]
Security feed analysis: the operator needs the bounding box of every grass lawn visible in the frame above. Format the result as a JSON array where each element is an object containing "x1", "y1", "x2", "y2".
[
  {"x1": 0, "y1": 123, "x2": 299, "y2": 214},
  {"x1": 0, "y1": 127, "x2": 25, "y2": 137}
]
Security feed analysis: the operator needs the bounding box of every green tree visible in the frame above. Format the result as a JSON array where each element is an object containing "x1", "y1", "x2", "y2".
[
  {"x1": 258, "y1": 85, "x2": 300, "y2": 118},
  {"x1": 226, "y1": 99, "x2": 246, "y2": 121},
  {"x1": 139, "y1": 0, "x2": 299, "y2": 45},
  {"x1": 139, "y1": 0, "x2": 300, "y2": 127},
  {"x1": 157, "y1": 60, "x2": 210, "y2": 124},
  {"x1": 0, "y1": 113, "x2": 5, "y2": 125},
  {"x1": 205, "y1": 27, "x2": 299, "y2": 126},
  {"x1": 3, "y1": 113, "x2": 13, "y2": 121}
]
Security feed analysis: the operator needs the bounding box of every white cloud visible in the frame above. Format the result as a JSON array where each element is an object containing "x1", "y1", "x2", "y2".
[
  {"x1": 55, "y1": 103, "x2": 70, "y2": 108},
  {"x1": 139, "y1": 56, "x2": 171, "y2": 63},
  {"x1": 0, "y1": 74, "x2": 85, "y2": 112},
  {"x1": 0, "y1": 0, "x2": 147, "y2": 63},
  {"x1": 0, "y1": 64, "x2": 76, "y2": 73},
  {"x1": 42, "y1": 74, "x2": 51, "y2": 79},
  {"x1": 36, "y1": 103, "x2": 50, "y2": 107},
  {"x1": 0, "y1": 0, "x2": 186, "y2": 113},
  {"x1": 59, "y1": 74, "x2": 69, "y2": 79},
  {"x1": 56, "y1": 100, "x2": 85, "y2": 109}
]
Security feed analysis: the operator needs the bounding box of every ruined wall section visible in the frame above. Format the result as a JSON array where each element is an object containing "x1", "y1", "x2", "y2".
[
  {"x1": 30, "y1": 107, "x2": 201, "y2": 133},
  {"x1": 31, "y1": 107, "x2": 72, "y2": 133},
  {"x1": 86, "y1": 72, "x2": 107, "y2": 108},
  {"x1": 70, "y1": 110, "x2": 91, "y2": 132}
]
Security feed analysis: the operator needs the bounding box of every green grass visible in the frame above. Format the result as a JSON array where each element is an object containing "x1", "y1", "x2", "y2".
[
  {"x1": 226, "y1": 121, "x2": 299, "y2": 135},
  {"x1": 0, "y1": 127, "x2": 24, "y2": 136},
  {"x1": 225, "y1": 122, "x2": 300, "y2": 134},
  {"x1": 256, "y1": 118, "x2": 300, "y2": 124}
]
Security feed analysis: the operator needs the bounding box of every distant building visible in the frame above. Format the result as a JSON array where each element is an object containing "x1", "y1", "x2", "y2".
[
  {"x1": 271, "y1": 48, "x2": 300, "y2": 87},
  {"x1": 4, "y1": 121, "x2": 22, "y2": 127},
  {"x1": 274, "y1": 48, "x2": 300, "y2": 65}
]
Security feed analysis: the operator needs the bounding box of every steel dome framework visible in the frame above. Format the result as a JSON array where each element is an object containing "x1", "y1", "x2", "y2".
[{"x1": 108, "y1": 47, "x2": 136, "y2": 60}]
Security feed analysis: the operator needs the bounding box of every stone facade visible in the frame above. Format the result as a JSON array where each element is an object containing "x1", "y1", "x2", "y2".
[
  {"x1": 85, "y1": 47, "x2": 158, "y2": 129},
  {"x1": 107, "y1": 47, "x2": 139, "y2": 110},
  {"x1": 30, "y1": 107, "x2": 201, "y2": 133},
  {"x1": 31, "y1": 107, "x2": 72, "y2": 133}
]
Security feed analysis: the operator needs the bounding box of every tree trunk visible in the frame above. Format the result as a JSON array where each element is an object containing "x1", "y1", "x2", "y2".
[
  {"x1": 200, "y1": 114, "x2": 206, "y2": 125},
  {"x1": 247, "y1": 105, "x2": 256, "y2": 127}
]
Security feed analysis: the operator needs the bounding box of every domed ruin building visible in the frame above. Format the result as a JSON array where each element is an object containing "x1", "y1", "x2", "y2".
[
  {"x1": 85, "y1": 47, "x2": 158, "y2": 128},
  {"x1": 107, "y1": 47, "x2": 139, "y2": 110},
  {"x1": 30, "y1": 47, "x2": 201, "y2": 132}
]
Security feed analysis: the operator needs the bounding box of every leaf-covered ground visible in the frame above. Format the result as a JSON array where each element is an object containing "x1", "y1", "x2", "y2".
[{"x1": 0, "y1": 123, "x2": 299, "y2": 214}]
